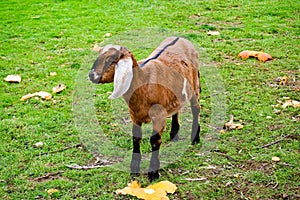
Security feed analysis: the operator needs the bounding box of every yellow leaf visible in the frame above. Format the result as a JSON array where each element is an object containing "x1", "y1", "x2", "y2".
[
  {"x1": 146, "y1": 181, "x2": 177, "y2": 194},
  {"x1": 52, "y1": 84, "x2": 66, "y2": 93},
  {"x1": 47, "y1": 188, "x2": 59, "y2": 195},
  {"x1": 116, "y1": 180, "x2": 177, "y2": 200},
  {"x1": 20, "y1": 91, "x2": 52, "y2": 101},
  {"x1": 224, "y1": 115, "x2": 244, "y2": 131}
]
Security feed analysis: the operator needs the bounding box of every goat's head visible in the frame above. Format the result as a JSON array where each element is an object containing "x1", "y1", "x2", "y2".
[{"x1": 89, "y1": 45, "x2": 134, "y2": 99}]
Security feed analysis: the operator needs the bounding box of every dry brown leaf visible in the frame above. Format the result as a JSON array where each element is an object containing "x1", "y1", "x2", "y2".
[
  {"x1": 282, "y1": 100, "x2": 300, "y2": 108},
  {"x1": 4, "y1": 75, "x2": 21, "y2": 83},
  {"x1": 238, "y1": 50, "x2": 273, "y2": 62},
  {"x1": 52, "y1": 84, "x2": 66, "y2": 93},
  {"x1": 116, "y1": 180, "x2": 177, "y2": 200},
  {"x1": 224, "y1": 115, "x2": 244, "y2": 131},
  {"x1": 20, "y1": 91, "x2": 52, "y2": 101}
]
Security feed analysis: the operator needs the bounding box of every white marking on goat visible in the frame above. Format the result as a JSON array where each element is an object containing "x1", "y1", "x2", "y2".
[
  {"x1": 92, "y1": 69, "x2": 100, "y2": 81},
  {"x1": 101, "y1": 45, "x2": 121, "y2": 54},
  {"x1": 182, "y1": 78, "x2": 188, "y2": 101}
]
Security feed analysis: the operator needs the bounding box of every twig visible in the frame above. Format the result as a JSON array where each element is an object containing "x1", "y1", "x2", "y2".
[
  {"x1": 122, "y1": 117, "x2": 131, "y2": 125},
  {"x1": 32, "y1": 171, "x2": 65, "y2": 182},
  {"x1": 36, "y1": 144, "x2": 82, "y2": 156},
  {"x1": 184, "y1": 177, "x2": 207, "y2": 181},
  {"x1": 260, "y1": 134, "x2": 292, "y2": 148},
  {"x1": 66, "y1": 163, "x2": 109, "y2": 170},
  {"x1": 213, "y1": 151, "x2": 236, "y2": 161}
]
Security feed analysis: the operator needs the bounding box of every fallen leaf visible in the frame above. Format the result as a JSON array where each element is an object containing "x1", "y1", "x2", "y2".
[
  {"x1": 207, "y1": 30, "x2": 220, "y2": 36},
  {"x1": 20, "y1": 91, "x2": 52, "y2": 101},
  {"x1": 238, "y1": 50, "x2": 273, "y2": 62},
  {"x1": 279, "y1": 76, "x2": 288, "y2": 86},
  {"x1": 146, "y1": 181, "x2": 177, "y2": 194},
  {"x1": 50, "y1": 72, "x2": 57, "y2": 76},
  {"x1": 282, "y1": 100, "x2": 300, "y2": 108},
  {"x1": 4, "y1": 75, "x2": 21, "y2": 83},
  {"x1": 116, "y1": 180, "x2": 177, "y2": 200},
  {"x1": 224, "y1": 115, "x2": 244, "y2": 131},
  {"x1": 92, "y1": 43, "x2": 102, "y2": 53},
  {"x1": 34, "y1": 141, "x2": 44, "y2": 148},
  {"x1": 272, "y1": 156, "x2": 280, "y2": 162},
  {"x1": 47, "y1": 188, "x2": 59, "y2": 195},
  {"x1": 104, "y1": 33, "x2": 112, "y2": 37},
  {"x1": 52, "y1": 84, "x2": 66, "y2": 93}
]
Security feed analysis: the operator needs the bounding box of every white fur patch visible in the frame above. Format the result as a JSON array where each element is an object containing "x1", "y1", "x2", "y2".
[
  {"x1": 182, "y1": 78, "x2": 188, "y2": 101},
  {"x1": 91, "y1": 69, "x2": 100, "y2": 81},
  {"x1": 109, "y1": 57, "x2": 133, "y2": 99}
]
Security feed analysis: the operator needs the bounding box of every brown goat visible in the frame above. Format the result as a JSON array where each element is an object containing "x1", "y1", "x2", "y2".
[{"x1": 89, "y1": 37, "x2": 200, "y2": 182}]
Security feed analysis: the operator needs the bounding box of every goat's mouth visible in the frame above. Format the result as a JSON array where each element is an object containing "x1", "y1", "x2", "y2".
[{"x1": 89, "y1": 69, "x2": 102, "y2": 84}]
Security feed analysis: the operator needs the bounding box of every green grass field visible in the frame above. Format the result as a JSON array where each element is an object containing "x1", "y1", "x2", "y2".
[{"x1": 1, "y1": 0, "x2": 299, "y2": 199}]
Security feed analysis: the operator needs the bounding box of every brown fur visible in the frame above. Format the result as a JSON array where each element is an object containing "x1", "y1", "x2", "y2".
[
  {"x1": 90, "y1": 37, "x2": 200, "y2": 181},
  {"x1": 124, "y1": 37, "x2": 200, "y2": 127}
]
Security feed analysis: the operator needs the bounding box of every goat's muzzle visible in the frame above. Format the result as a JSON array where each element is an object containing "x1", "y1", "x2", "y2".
[{"x1": 89, "y1": 69, "x2": 101, "y2": 84}]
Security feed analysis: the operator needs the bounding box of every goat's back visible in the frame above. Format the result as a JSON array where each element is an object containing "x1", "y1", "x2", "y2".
[{"x1": 140, "y1": 37, "x2": 200, "y2": 97}]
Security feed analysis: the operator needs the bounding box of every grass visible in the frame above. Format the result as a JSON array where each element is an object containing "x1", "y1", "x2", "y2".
[{"x1": 1, "y1": 0, "x2": 299, "y2": 199}]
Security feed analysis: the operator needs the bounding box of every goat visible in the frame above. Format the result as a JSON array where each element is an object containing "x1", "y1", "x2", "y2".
[{"x1": 89, "y1": 37, "x2": 200, "y2": 182}]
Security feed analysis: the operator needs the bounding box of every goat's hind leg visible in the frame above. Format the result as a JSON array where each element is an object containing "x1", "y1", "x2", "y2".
[
  {"x1": 190, "y1": 95, "x2": 200, "y2": 144},
  {"x1": 170, "y1": 113, "x2": 180, "y2": 141},
  {"x1": 130, "y1": 123, "x2": 142, "y2": 176}
]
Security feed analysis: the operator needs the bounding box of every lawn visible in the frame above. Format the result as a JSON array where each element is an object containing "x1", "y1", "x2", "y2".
[{"x1": 0, "y1": 0, "x2": 299, "y2": 199}]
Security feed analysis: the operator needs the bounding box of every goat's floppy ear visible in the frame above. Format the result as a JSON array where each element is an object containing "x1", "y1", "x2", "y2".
[{"x1": 109, "y1": 57, "x2": 133, "y2": 99}]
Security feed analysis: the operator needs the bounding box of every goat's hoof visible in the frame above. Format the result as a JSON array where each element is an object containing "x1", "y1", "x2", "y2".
[
  {"x1": 148, "y1": 170, "x2": 160, "y2": 182},
  {"x1": 170, "y1": 134, "x2": 179, "y2": 142},
  {"x1": 192, "y1": 138, "x2": 200, "y2": 145},
  {"x1": 170, "y1": 132, "x2": 179, "y2": 142}
]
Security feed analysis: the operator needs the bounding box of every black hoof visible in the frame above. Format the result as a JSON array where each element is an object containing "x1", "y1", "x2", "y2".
[
  {"x1": 148, "y1": 170, "x2": 160, "y2": 182},
  {"x1": 170, "y1": 133, "x2": 179, "y2": 142},
  {"x1": 191, "y1": 126, "x2": 200, "y2": 145},
  {"x1": 192, "y1": 137, "x2": 200, "y2": 145}
]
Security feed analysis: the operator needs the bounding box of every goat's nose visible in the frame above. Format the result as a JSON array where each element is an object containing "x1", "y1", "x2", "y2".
[{"x1": 89, "y1": 69, "x2": 100, "y2": 83}]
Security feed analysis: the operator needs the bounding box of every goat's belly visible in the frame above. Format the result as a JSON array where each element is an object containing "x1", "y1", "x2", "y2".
[{"x1": 128, "y1": 97, "x2": 185, "y2": 124}]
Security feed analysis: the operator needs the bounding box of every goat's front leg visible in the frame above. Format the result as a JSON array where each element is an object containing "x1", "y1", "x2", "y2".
[
  {"x1": 191, "y1": 95, "x2": 200, "y2": 144},
  {"x1": 170, "y1": 113, "x2": 180, "y2": 141},
  {"x1": 130, "y1": 123, "x2": 142, "y2": 176},
  {"x1": 148, "y1": 104, "x2": 166, "y2": 182},
  {"x1": 148, "y1": 129, "x2": 163, "y2": 182}
]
